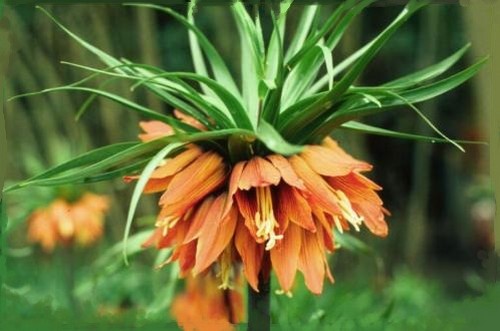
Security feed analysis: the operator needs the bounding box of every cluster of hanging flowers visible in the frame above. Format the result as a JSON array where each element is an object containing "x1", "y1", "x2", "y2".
[
  {"x1": 127, "y1": 112, "x2": 388, "y2": 294},
  {"x1": 27, "y1": 193, "x2": 109, "y2": 252},
  {"x1": 171, "y1": 272, "x2": 244, "y2": 331}
]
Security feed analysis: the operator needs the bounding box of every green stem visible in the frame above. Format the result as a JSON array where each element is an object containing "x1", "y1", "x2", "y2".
[{"x1": 247, "y1": 273, "x2": 271, "y2": 331}]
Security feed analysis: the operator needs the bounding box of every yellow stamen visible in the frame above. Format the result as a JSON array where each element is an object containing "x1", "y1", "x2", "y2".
[
  {"x1": 275, "y1": 289, "x2": 293, "y2": 298},
  {"x1": 333, "y1": 189, "x2": 364, "y2": 231},
  {"x1": 255, "y1": 187, "x2": 283, "y2": 250},
  {"x1": 155, "y1": 215, "x2": 180, "y2": 236}
]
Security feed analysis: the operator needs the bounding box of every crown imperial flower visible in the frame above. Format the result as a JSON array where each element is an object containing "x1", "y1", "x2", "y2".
[
  {"x1": 133, "y1": 115, "x2": 387, "y2": 294},
  {"x1": 27, "y1": 193, "x2": 109, "y2": 251}
]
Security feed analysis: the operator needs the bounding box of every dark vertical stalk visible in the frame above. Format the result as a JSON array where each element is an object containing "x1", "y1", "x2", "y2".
[{"x1": 247, "y1": 273, "x2": 271, "y2": 331}]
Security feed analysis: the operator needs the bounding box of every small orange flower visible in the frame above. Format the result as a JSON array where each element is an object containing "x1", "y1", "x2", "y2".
[
  {"x1": 27, "y1": 193, "x2": 110, "y2": 252},
  {"x1": 131, "y1": 116, "x2": 388, "y2": 295},
  {"x1": 171, "y1": 272, "x2": 244, "y2": 331}
]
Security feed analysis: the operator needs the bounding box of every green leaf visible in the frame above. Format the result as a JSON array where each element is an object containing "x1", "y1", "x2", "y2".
[
  {"x1": 265, "y1": 1, "x2": 290, "y2": 88},
  {"x1": 286, "y1": 0, "x2": 354, "y2": 66},
  {"x1": 318, "y1": 44, "x2": 334, "y2": 90},
  {"x1": 9, "y1": 139, "x2": 169, "y2": 188},
  {"x1": 383, "y1": 43, "x2": 471, "y2": 89},
  {"x1": 232, "y1": 1, "x2": 265, "y2": 127},
  {"x1": 3, "y1": 142, "x2": 138, "y2": 192},
  {"x1": 280, "y1": 0, "x2": 428, "y2": 139},
  {"x1": 132, "y1": 75, "x2": 233, "y2": 129},
  {"x1": 340, "y1": 121, "x2": 487, "y2": 146},
  {"x1": 284, "y1": 4, "x2": 318, "y2": 62},
  {"x1": 256, "y1": 119, "x2": 303, "y2": 155},
  {"x1": 37, "y1": 6, "x2": 121, "y2": 68},
  {"x1": 123, "y1": 143, "x2": 184, "y2": 264},
  {"x1": 11, "y1": 86, "x2": 183, "y2": 126},
  {"x1": 62, "y1": 61, "x2": 215, "y2": 129},
  {"x1": 126, "y1": 3, "x2": 242, "y2": 101},
  {"x1": 308, "y1": 55, "x2": 486, "y2": 143},
  {"x1": 281, "y1": 0, "x2": 363, "y2": 110},
  {"x1": 308, "y1": 7, "x2": 467, "y2": 95},
  {"x1": 187, "y1": 1, "x2": 210, "y2": 92},
  {"x1": 80, "y1": 159, "x2": 150, "y2": 184},
  {"x1": 335, "y1": 57, "x2": 488, "y2": 122},
  {"x1": 134, "y1": 72, "x2": 254, "y2": 130}
]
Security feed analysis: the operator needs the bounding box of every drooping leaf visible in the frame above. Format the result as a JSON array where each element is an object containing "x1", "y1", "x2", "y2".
[
  {"x1": 340, "y1": 121, "x2": 487, "y2": 145},
  {"x1": 280, "y1": 0, "x2": 429, "y2": 139},
  {"x1": 126, "y1": 3, "x2": 242, "y2": 101},
  {"x1": 3, "y1": 142, "x2": 138, "y2": 192}
]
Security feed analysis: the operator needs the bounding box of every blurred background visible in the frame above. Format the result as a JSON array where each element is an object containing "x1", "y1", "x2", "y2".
[{"x1": 1, "y1": 2, "x2": 496, "y2": 330}]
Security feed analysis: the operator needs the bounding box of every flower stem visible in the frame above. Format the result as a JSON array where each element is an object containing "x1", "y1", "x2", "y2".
[{"x1": 247, "y1": 273, "x2": 271, "y2": 331}]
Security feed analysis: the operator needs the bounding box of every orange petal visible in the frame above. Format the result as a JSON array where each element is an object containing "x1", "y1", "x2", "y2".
[
  {"x1": 238, "y1": 156, "x2": 281, "y2": 190},
  {"x1": 177, "y1": 241, "x2": 197, "y2": 276},
  {"x1": 322, "y1": 221, "x2": 335, "y2": 252},
  {"x1": 142, "y1": 228, "x2": 163, "y2": 248},
  {"x1": 235, "y1": 219, "x2": 263, "y2": 292},
  {"x1": 301, "y1": 143, "x2": 372, "y2": 177},
  {"x1": 144, "y1": 178, "x2": 173, "y2": 193},
  {"x1": 138, "y1": 121, "x2": 174, "y2": 142},
  {"x1": 160, "y1": 152, "x2": 225, "y2": 206},
  {"x1": 234, "y1": 190, "x2": 260, "y2": 241},
  {"x1": 316, "y1": 225, "x2": 334, "y2": 283},
  {"x1": 193, "y1": 195, "x2": 238, "y2": 274},
  {"x1": 224, "y1": 161, "x2": 246, "y2": 216},
  {"x1": 123, "y1": 175, "x2": 173, "y2": 194},
  {"x1": 174, "y1": 109, "x2": 207, "y2": 131},
  {"x1": 266, "y1": 154, "x2": 306, "y2": 191},
  {"x1": 161, "y1": 166, "x2": 226, "y2": 217},
  {"x1": 183, "y1": 197, "x2": 215, "y2": 244},
  {"x1": 270, "y1": 223, "x2": 302, "y2": 292},
  {"x1": 298, "y1": 228, "x2": 326, "y2": 294},
  {"x1": 277, "y1": 184, "x2": 316, "y2": 232},
  {"x1": 151, "y1": 146, "x2": 203, "y2": 179},
  {"x1": 289, "y1": 155, "x2": 341, "y2": 216}
]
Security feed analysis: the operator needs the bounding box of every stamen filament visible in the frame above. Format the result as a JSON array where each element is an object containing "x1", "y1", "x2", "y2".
[
  {"x1": 254, "y1": 187, "x2": 282, "y2": 250},
  {"x1": 333, "y1": 189, "x2": 364, "y2": 231}
]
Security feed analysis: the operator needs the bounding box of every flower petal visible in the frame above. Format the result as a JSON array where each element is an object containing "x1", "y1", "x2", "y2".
[
  {"x1": 235, "y1": 219, "x2": 263, "y2": 292},
  {"x1": 174, "y1": 109, "x2": 207, "y2": 131},
  {"x1": 277, "y1": 184, "x2": 316, "y2": 232},
  {"x1": 138, "y1": 120, "x2": 174, "y2": 142},
  {"x1": 270, "y1": 223, "x2": 302, "y2": 292},
  {"x1": 298, "y1": 228, "x2": 326, "y2": 295},
  {"x1": 266, "y1": 154, "x2": 306, "y2": 190},
  {"x1": 151, "y1": 146, "x2": 203, "y2": 179},
  {"x1": 193, "y1": 194, "x2": 238, "y2": 274},
  {"x1": 234, "y1": 190, "x2": 260, "y2": 241},
  {"x1": 224, "y1": 161, "x2": 246, "y2": 216},
  {"x1": 289, "y1": 155, "x2": 341, "y2": 216},
  {"x1": 301, "y1": 142, "x2": 372, "y2": 177},
  {"x1": 159, "y1": 152, "x2": 226, "y2": 217},
  {"x1": 183, "y1": 197, "x2": 215, "y2": 244},
  {"x1": 238, "y1": 156, "x2": 281, "y2": 190}
]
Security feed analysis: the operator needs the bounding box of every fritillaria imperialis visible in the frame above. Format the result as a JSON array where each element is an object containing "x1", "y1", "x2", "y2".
[{"x1": 8, "y1": 0, "x2": 485, "y2": 329}]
